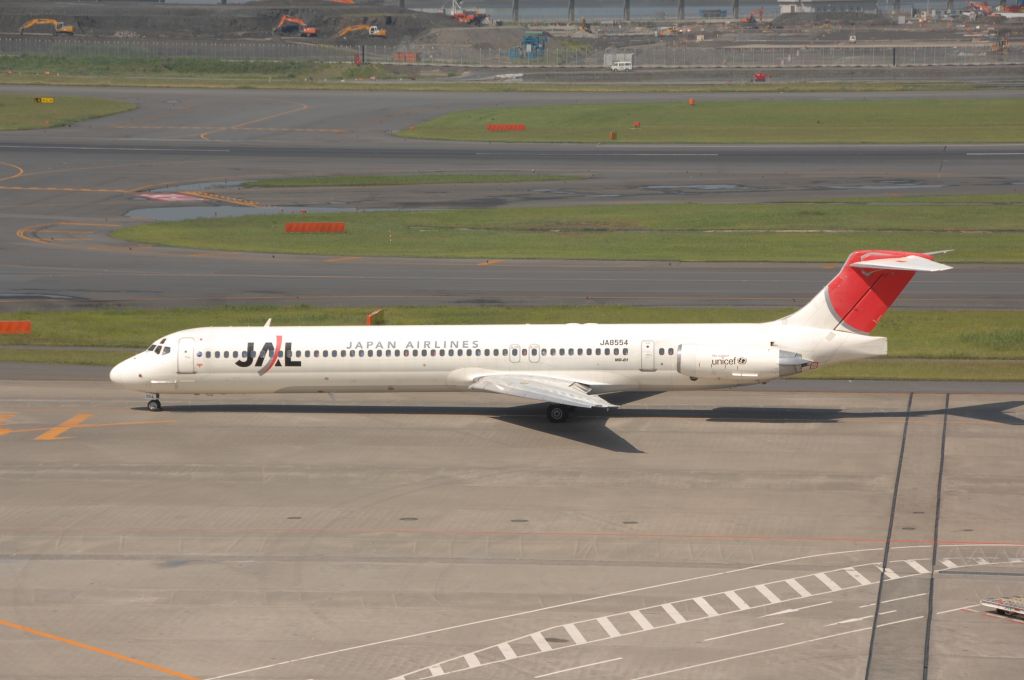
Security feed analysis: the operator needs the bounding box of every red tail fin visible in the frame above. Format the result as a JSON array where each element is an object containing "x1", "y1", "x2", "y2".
[
  {"x1": 826, "y1": 250, "x2": 949, "y2": 332},
  {"x1": 780, "y1": 250, "x2": 952, "y2": 333}
]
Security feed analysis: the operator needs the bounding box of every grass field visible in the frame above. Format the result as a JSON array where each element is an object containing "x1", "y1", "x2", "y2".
[
  {"x1": 3, "y1": 306, "x2": 1022, "y2": 380},
  {"x1": 401, "y1": 99, "x2": 1024, "y2": 144},
  {"x1": 0, "y1": 93, "x2": 135, "y2": 130},
  {"x1": 112, "y1": 195, "x2": 1024, "y2": 263},
  {"x1": 243, "y1": 173, "x2": 584, "y2": 188},
  {"x1": 0, "y1": 55, "x2": 985, "y2": 93}
]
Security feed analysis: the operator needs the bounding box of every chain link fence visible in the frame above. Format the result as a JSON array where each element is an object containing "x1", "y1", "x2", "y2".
[{"x1": 1, "y1": 35, "x2": 1019, "y2": 67}]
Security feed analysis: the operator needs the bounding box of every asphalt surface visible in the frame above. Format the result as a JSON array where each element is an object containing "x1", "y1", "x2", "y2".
[
  {"x1": 1, "y1": 85, "x2": 1023, "y2": 310},
  {"x1": 2, "y1": 85, "x2": 1023, "y2": 680},
  {"x1": 0, "y1": 379, "x2": 1021, "y2": 680}
]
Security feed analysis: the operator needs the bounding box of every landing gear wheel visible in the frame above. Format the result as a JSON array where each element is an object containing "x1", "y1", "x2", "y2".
[
  {"x1": 546, "y1": 404, "x2": 571, "y2": 423},
  {"x1": 147, "y1": 399, "x2": 162, "y2": 412}
]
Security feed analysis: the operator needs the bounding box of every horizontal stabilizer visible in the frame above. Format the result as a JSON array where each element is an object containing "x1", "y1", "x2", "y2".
[
  {"x1": 469, "y1": 374, "x2": 614, "y2": 409},
  {"x1": 850, "y1": 254, "x2": 952, "y2": 273}
]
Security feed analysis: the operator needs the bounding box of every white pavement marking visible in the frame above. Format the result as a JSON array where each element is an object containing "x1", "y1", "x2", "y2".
[
  {"x1": 755, "y1": 584, "x2": 781, "y2": 605},
  {"x1": 662, "y1": 603, "x2": 686, "y2": 624},
  {"x1": 784, "y1": 579, "x2": 813, "y2": 598},
  {"x1": 724, "y1": 590, "x2": 751, "y2": 610},
  {"x1": 937, "y1": 604, "x2": 980, "y2": 615},
  {"x1": 813, "y1": 573, "x2": 842, "y2": 592},
  {"x1": 860, "y1": 592, "x2": 927, "y2": 608},
  {"x1": 429, "y1": 665, "x2": 444, "y2": 677},
  {"x1": 563, "y1": 623, "x2": 588, "y2": 646},
  {"x1": 208, "y1": 546, "x2": 1023, "y2": 680},
  {"x1": 827, "y1": 610, "x2": 896, "y2": 627},
  {"x1": 535, "y1": 658, "x2": 623, "y2": 678},
  {"x1": 630, "y1": 617, "x2": 924, "y2": 680},
  {"x1": 630, "y1": 610, "x2": 655, "y2": 631},
  {"x1": 693, "y1": 597, "x2": 719, "y2": 618},
  {"x1": 597, "y1": 617, "x2": 622, "y2": 638},
  {"x1": 761, "y1": 601, "x2": 833, "y2": 618},
  {"x1": 465, "y1": 653, "x2": 481, "y2": 669},
  {"x1": 906, "y1": 560, "x2": 931, "y2": 574},
  {"x1": 703, "y1": 622, "x2": 784, "y2": 643},
  {"x1": 498, "y1": 642, "x2": 517, "y2": 660},
  {"x1": 881, "y1": 567, "x2": 901, "y2": 581},
  {"x1": 975, "y1": 557, "x2": 990, "y2": 565},
  {"x1": 531, "y1": 632, "x2": 553, "y2": 653},
  {"x1": 966, "y1": 152, "x2": 1024, "y2": 156},
  {"x1": 845, "y1": 568, "x2": 873, "y2": 586}
]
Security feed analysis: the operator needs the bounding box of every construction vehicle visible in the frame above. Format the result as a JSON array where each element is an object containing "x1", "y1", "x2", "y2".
[
  {"x1": 19, "y1": 19, "x2": 76, "y2": 36},
  {"x1": 273, "y1": 15, "x2": 318, "y2": 38},
  {"x1": 444, "y1": 0, "x2": 488, "y2": 25},
  {"x1": 338, "y1": 24, "x2": 388, "y2": 39},
  {"x1": 981, "y1": 596, "x2": 1024, "y2": 619}
]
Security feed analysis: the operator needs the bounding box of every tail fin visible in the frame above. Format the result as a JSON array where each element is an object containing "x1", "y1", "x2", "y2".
[{"x1": 780, "y1": 250, "x2": 952, "y2": 333}]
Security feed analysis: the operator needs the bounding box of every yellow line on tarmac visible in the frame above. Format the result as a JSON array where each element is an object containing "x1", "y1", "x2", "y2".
[
  {"x1": 0, "y1": 161, "x2": 25, "y2": 181},
  {"x1": 35, "y1": 413, "x2": 91, "y2": 441},
  {"x1": 181, "y1": 191, "x2": 261, "y2": 207},
  {"x1": 0, "y1": 618, "x2": 199, "y2": 680},
  {"x1": 0, "y1": 414, "x2": 14, "y2": 437}
]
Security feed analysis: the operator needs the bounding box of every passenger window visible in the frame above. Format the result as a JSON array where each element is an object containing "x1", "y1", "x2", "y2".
[
  {"x1": 359, "y1": 350, "x2": 365, "y2": 357},
  {"x1": 586, "y1": 348, "x2": 592, "y2": 356},
  {"x1": 476, "y1": 349, "x2": 482, "y2": 356},
  {"x1": 613, "y1": 348, "x2": 619, "y2": 355},
  {"x1": 659, "y1": 348, "x2": 665, "y2": 355},
  {"x1": 511, "y1": 349, "x2": 518, "y2": 356},
  {"x1": 605, "y1": 348, "x2": 610, "y2": 355},
  {"x1": 502, "y1": 349, "x2": 508, "y2": 356},
  {"x1": 314, "y1": 350, "x2": 319, "y2": 358},
  {"x1": 215, "y1": 351, "x2": 221, "y2": 358},
  {"x1": 623, "y1": 348, "x2": 629, "y2": 355},
  {"x1": 669, "y1": 348, "x2": 675, "y2": 355},
  {"x1": 559, "y1": 349, "x2": 565, "y2": 356}
]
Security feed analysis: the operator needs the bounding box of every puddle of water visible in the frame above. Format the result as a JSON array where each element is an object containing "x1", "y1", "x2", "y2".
[{"x1": 644, "y1": 184, "x2": 741, "y2": 191}]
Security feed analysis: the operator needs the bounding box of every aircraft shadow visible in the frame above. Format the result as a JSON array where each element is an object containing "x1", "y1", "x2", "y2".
[{"x1": 147, "y1": 399, "x2": 1022, "y2": 454}]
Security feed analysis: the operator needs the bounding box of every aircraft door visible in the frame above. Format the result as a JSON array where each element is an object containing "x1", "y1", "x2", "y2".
[
  {"x1": 528, "y1": 344, "x2": 541, "y2": 363},
  {"x1": 177, "y1": 337, "x2": 195, "y2": 374},
  {"x1": 510, "y1": 344, "x2": 521, "y2": 363},
  {"x1": 641, "y1": 340, "x2": 655, "y2": 371}
]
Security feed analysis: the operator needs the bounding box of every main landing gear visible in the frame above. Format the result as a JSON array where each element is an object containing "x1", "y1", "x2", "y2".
[
  {"x1": 146, "y1": 393, "x2": 162, "y2": 412},
  {"x1": 546, "y1": 403, "x2": 576, "y2": 423}
]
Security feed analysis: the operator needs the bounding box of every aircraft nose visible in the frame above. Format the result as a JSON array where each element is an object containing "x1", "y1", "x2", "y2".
[{"x1": 109, "y1": 357, "x2": 142, "y2": 386}]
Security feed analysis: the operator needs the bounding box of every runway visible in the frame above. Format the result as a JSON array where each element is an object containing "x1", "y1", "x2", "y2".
[
  {"x1": 0, "y1": 378, "x2": 1021, "y2": 679},
  {"x1": 1, "y1": 85, "x2": 1022, "y2": 310}
]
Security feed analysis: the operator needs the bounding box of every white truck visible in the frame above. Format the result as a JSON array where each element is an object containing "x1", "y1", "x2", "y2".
[
  {"x1": 604, "y1": 52, "x2": 634, "y2": 71},
  {"x1": 981, "y1": 595, "x2": 1024, "y2": 619}
]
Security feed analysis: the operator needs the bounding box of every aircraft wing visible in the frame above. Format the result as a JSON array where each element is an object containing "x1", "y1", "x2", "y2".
[{"x1": 469, "y1": 374, "x2": 615, "y2": 409}]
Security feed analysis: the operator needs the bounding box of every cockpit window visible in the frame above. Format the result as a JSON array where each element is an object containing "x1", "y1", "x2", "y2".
[{"x1": 162, "y1": 346, "x2": 170, "y2": 355}]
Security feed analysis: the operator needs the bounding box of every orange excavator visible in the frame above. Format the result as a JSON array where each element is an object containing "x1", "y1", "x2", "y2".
[
  {"x1": 273, "y1": 15, "x2": 318, "y2": 38},
  {"x1": 20, "y1": 18, "x2": 76, "y2": 36},
  {"x1": 338, "y1": 24, "x2": 388, "y2": 39}
]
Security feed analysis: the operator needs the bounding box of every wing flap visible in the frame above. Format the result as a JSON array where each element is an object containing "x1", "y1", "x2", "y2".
[{"x1": 469, "y1": 374, "x2": 614, "y2": 409}]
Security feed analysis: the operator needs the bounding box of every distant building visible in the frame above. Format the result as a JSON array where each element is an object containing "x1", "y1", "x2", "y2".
[{"x1": 778, "y1": 0, "x2": 879, "y2": 13}]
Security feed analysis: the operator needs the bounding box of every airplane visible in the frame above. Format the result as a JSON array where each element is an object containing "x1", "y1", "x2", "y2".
[{"x1": 109, "y1": 249, "x2": 950, "y2": 422}]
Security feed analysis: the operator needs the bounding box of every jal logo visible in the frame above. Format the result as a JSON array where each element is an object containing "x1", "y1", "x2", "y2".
[{"x1": 235, "y1": 336, "x2": 302, "y2": 375}]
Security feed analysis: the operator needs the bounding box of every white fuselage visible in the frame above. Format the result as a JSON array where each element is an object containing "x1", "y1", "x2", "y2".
[{"x1": 110, "y1": 321, "x2": 886, "y2": 397}]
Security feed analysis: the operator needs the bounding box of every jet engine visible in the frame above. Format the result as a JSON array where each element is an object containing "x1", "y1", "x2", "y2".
[{"x1": 678, "y1": 345, "x2": 813, "y2": 382}]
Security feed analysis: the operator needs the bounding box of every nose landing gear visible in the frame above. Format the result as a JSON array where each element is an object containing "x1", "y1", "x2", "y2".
[{"x1": 146, "y1": 393, "x2": 162, "y2": 412}]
